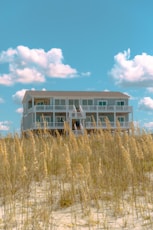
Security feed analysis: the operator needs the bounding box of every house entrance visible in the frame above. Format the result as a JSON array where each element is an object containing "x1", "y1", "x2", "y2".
[{"x1": 72, "y1": 119, "x2": 81, "y2": 130}]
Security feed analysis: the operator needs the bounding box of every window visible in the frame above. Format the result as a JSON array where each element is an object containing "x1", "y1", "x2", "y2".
[
  {"x1": 117, "y1": 116, "x2": 124, "y2": 122},
  {"x1": 99, "y1": 116, "x2": 107, "y2": 122},
  {"x1": 82, "y1": 100, "x2": 87, "y2": 105},
  {"x1": 40, "y1": 116, "x2": 51, "y2": 122},
  {"x1": 69, "y1": 99, "x2": 79, "y2": 106},
  {"x1": 86, "y1": 116, "x2": 92, "y2": 122},
  {"x1": 56, "y1": 116, "x2": 65, "y2": 122},
  {"x1": 55, "y1": 99, "x2": 65, "y2": 105},
  {"x1": 88, "y1": 100, "x2": 93, "y2": 105},
  {"x1": 82, "y1": 99, "x2": 93, "y2": 105},
  {"x1": 98, "y1": 100, "x2": 107, "y2": 106},
  {"x1": 116, "y1": 101, "x2": 125, "y2": 106}
]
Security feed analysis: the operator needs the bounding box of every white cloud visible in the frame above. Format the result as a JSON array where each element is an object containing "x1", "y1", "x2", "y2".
[
  {"x1": 0, "y1": 46, "x2": 79, "y2": 85},
  {"x1": 111, "y1": 49, "x2": 153, "y2": 87},
  {"x1": 15, "y1": 68, "x2": 45, "y2": 83},
  {"x1": 139, "y1": 97, "x2": 153, "y2": 111},
  {"x1": 12, "y1": 89, "x2": 28, "y2": 104},
  {"x1": 12, "y1": 88, "x2": 47, "y2": 105},
  {"x1": 0, "y1": 97, "x2": 4, "y2": 103},
  {"x1": 16, "y1": 108, "x2": 23, "y2": 114},
  {"x1": 147, "y1": 87, "x2": 153, "y2": 93},
  {"x1": 0, "y1": 121, "x2": 10, "y2": 131},
  {"x1": 81, "y1": 72, "x2": 91, "y2": 77},
  {"x1": 47, "y1": 63, "x2": 76, "y2": 78},
  {"x1": 144, "y1": 122, "x2": 153, "y2": 130}
]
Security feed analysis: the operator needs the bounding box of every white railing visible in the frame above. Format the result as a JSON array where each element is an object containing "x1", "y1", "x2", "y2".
[
  {"x1": 69, "y1": 111, "x2": 86, "y2": 119},
  {"x1": 27, "y1": 105, "x2": 132, "y2": 113},
  {"x1": 30, "y1": 121, "x2": 131, "y2": 130},
  {"x1": 85, "y1": 121, "x2": 131, "y2": 129},
  {"x1": 29, "y1": 105, "x2": 74, "y2": 112},
  {"x1": 32, "y1": 122, "x2": 65, "y2": 129},
  {"x1": 81, "y1": 105, "x2": 132, "y2": 113}
]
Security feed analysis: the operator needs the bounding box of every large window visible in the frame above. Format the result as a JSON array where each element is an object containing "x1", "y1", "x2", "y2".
[
  {"x1": 82, "y1": 99, "x2": 93, "y2": 105},
  {"x1": 69, "y1": 99, "x2": 79, "y2": 106},
  {"x1": 98, "y1": 100, "x2": 107, "y2": 106},
  {"x1": 40, "y1": 116, "x2": 51, "y2": 123},
  {"x1": 99, "y1": 116, "x2": 107, "y2": 122},
  {"x1": 116, "y1": 101, "x2": 125, "y2": 106},
  {"x1": 86, "y1": 116, "x2": 92, "y2": 122},
  {"x1": 55, "y1": 99, "x2": 65, "y2": 105},
  {"x1": 55, "y1": 116, "x2": 65, "y2": 122},
  {"x1": 117, "y1": 116, "x2": 124, "y2": 122}
]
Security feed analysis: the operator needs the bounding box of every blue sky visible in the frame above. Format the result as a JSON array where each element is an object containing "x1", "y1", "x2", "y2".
[{"x1": 1, "y1": 0, "x2": 153, "y2": 134}]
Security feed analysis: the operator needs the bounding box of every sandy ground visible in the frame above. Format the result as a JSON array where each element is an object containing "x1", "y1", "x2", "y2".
[{"x1": 0, "y1": 177, "x2": 153, "y2": 230}]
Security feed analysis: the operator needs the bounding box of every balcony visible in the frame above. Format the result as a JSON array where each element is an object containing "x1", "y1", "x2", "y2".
[
  {"x1": 81, "y1": 105, "x2": 133, "y2": 113},
  {"x1": 31, "y1": 122, "x2": 65, "y2": 130},
  {"x1": 85, "y1": 121, "x2": 131, "y2": 129},
  {"x1": 30, "y1": 121, "x2": 131, "y2": 130},
  {"x1": 27, "y1": 105, "x2": 132, "y2": 113}
]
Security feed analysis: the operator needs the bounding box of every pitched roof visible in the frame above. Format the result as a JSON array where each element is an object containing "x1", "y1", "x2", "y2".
[{"x1": 22, "y1": 90, "x2": 129, "y2": 102}]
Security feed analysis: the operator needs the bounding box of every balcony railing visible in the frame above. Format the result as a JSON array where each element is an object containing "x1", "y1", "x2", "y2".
[
  {"x1": 82, "y1": 105, "x2": 132, "y2": 113},
  {"x1": 32, "y1": 122, "x2": 65, "y2": 129},
  {"x1": 30, "y1": 121, "x2": 131, "y2": 130},
  {"x1": 69, "y1": 111, "x2": 86, "y2": 119},
  {"x1": 27, "y1": 105, "x2": 132, "y2": 113},
  {"x1": 85, "y1": 121, "x2": 131, "y2": 129}
]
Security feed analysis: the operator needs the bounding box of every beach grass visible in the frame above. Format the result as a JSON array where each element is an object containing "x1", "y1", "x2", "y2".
[{"x1": 0, "y1": 125, "x2": 153, "y2": 229}]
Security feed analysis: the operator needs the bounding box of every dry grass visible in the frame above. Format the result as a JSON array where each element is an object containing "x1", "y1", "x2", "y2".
[{"x1": 1, "y1": 125, "x2": 153, "y2": 229}]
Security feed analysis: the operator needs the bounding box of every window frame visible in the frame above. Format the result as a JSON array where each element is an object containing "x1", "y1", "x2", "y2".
[{"x1": 98, "y1": 100, "x2": 107, "y2": 106}]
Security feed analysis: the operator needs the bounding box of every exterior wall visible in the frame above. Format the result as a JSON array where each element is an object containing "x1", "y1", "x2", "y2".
[{"x1": 22, "y1": 113, "x2": 33, "y2": 130}]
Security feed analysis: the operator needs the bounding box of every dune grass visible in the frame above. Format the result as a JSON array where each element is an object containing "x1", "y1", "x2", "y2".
[{"x1": 0, "y1": 125, "x2": 153, "y2": 229}]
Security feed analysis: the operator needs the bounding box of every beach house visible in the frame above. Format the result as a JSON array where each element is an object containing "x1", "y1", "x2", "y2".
[{"x1": 21, "y1": 90, "x2": 133, "y2": 134}]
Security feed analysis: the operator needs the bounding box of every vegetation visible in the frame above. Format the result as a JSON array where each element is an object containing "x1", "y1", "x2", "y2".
[{"x1": 0, "y1": 124, "x2": 153, "y2": 229}]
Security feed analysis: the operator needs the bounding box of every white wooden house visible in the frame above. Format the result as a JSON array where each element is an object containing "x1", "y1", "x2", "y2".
[{"x1": 21, "y1": 90, "x2": 133, "y2": 134}]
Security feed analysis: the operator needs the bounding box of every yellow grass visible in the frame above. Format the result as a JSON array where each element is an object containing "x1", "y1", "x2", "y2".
[{"x1": 0, "y1": 125, "x2": 153, "y2": 229}]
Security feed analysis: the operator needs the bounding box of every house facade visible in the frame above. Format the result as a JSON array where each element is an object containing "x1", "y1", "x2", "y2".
[{"x1": 21, "y1": 91, "x2": 133, "y2": 134}]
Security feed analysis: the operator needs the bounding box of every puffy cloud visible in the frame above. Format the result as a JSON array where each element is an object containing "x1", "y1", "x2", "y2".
[
  {"x1": 111, "y1": 49, "x2": 153, "y2": 87},
  {"x1": 0, "y1": 46, "x2": 78, "y2": 85},
  {"x1": 12, "y1": 88, "x2": 46, "y2": 105},
  {"x1": 0, "y1": 121, "x2": 10, "y2": 131},
  {"x1": 138, "y1": 97, "x2": 153, "y2": 111},
  {"x1": 16, "y1": 108, "x2": 23, "y2": 114},
  {"x1": 47, "y1": 63, "x2": 76, "y2": 78},
  {"x1": 12, "y1": 89, "x2": 28, "y2": 104},
  {"x1": 14, "y1": 68, "x2": 45, "y2": 83}
]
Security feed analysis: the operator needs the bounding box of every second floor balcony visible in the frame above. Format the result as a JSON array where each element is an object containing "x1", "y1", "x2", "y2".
[{"x1": 27, "y1": 104, "x2": 132, "y2": 114}]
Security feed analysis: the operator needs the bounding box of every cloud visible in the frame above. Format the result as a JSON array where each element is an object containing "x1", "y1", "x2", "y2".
[
  {"x1": 111, "y1": 49, "x2": 153, "y2": 87},
  {"x1": 12, "y1": 88, "x2": 47, "y2": 105},
  {"x1": 147, "y1": 87, "x2": 153, "y2": 93},
  {"x1": 144, "y1": 122, "x2": 153, "y2": 130},
  {"x1": 16, "y1": 108, "x2": 23, "y2": 114},
  {"x1": 0, "y1": 97, "x2": 4, "y2": 103},
  {"x1": 12, "y1": 89, "x2": 28, "y2": 104},
  {"x1": 0, "y1": 121, "x2": 10, "y2": 131},
  {"x1": 138, "y1": 97, "x2": 153, "y2": 111},
  {"x1": 81, "y1": 72, "x2": 91, "y2": 77},
  {"x1": 0, "y1": 46, "x2": 78, "y2": 85}
]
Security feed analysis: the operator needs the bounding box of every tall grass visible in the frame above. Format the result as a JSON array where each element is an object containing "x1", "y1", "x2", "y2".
[{"x1": 0, "y1": 125, "x2": 153, "y2": 229}]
